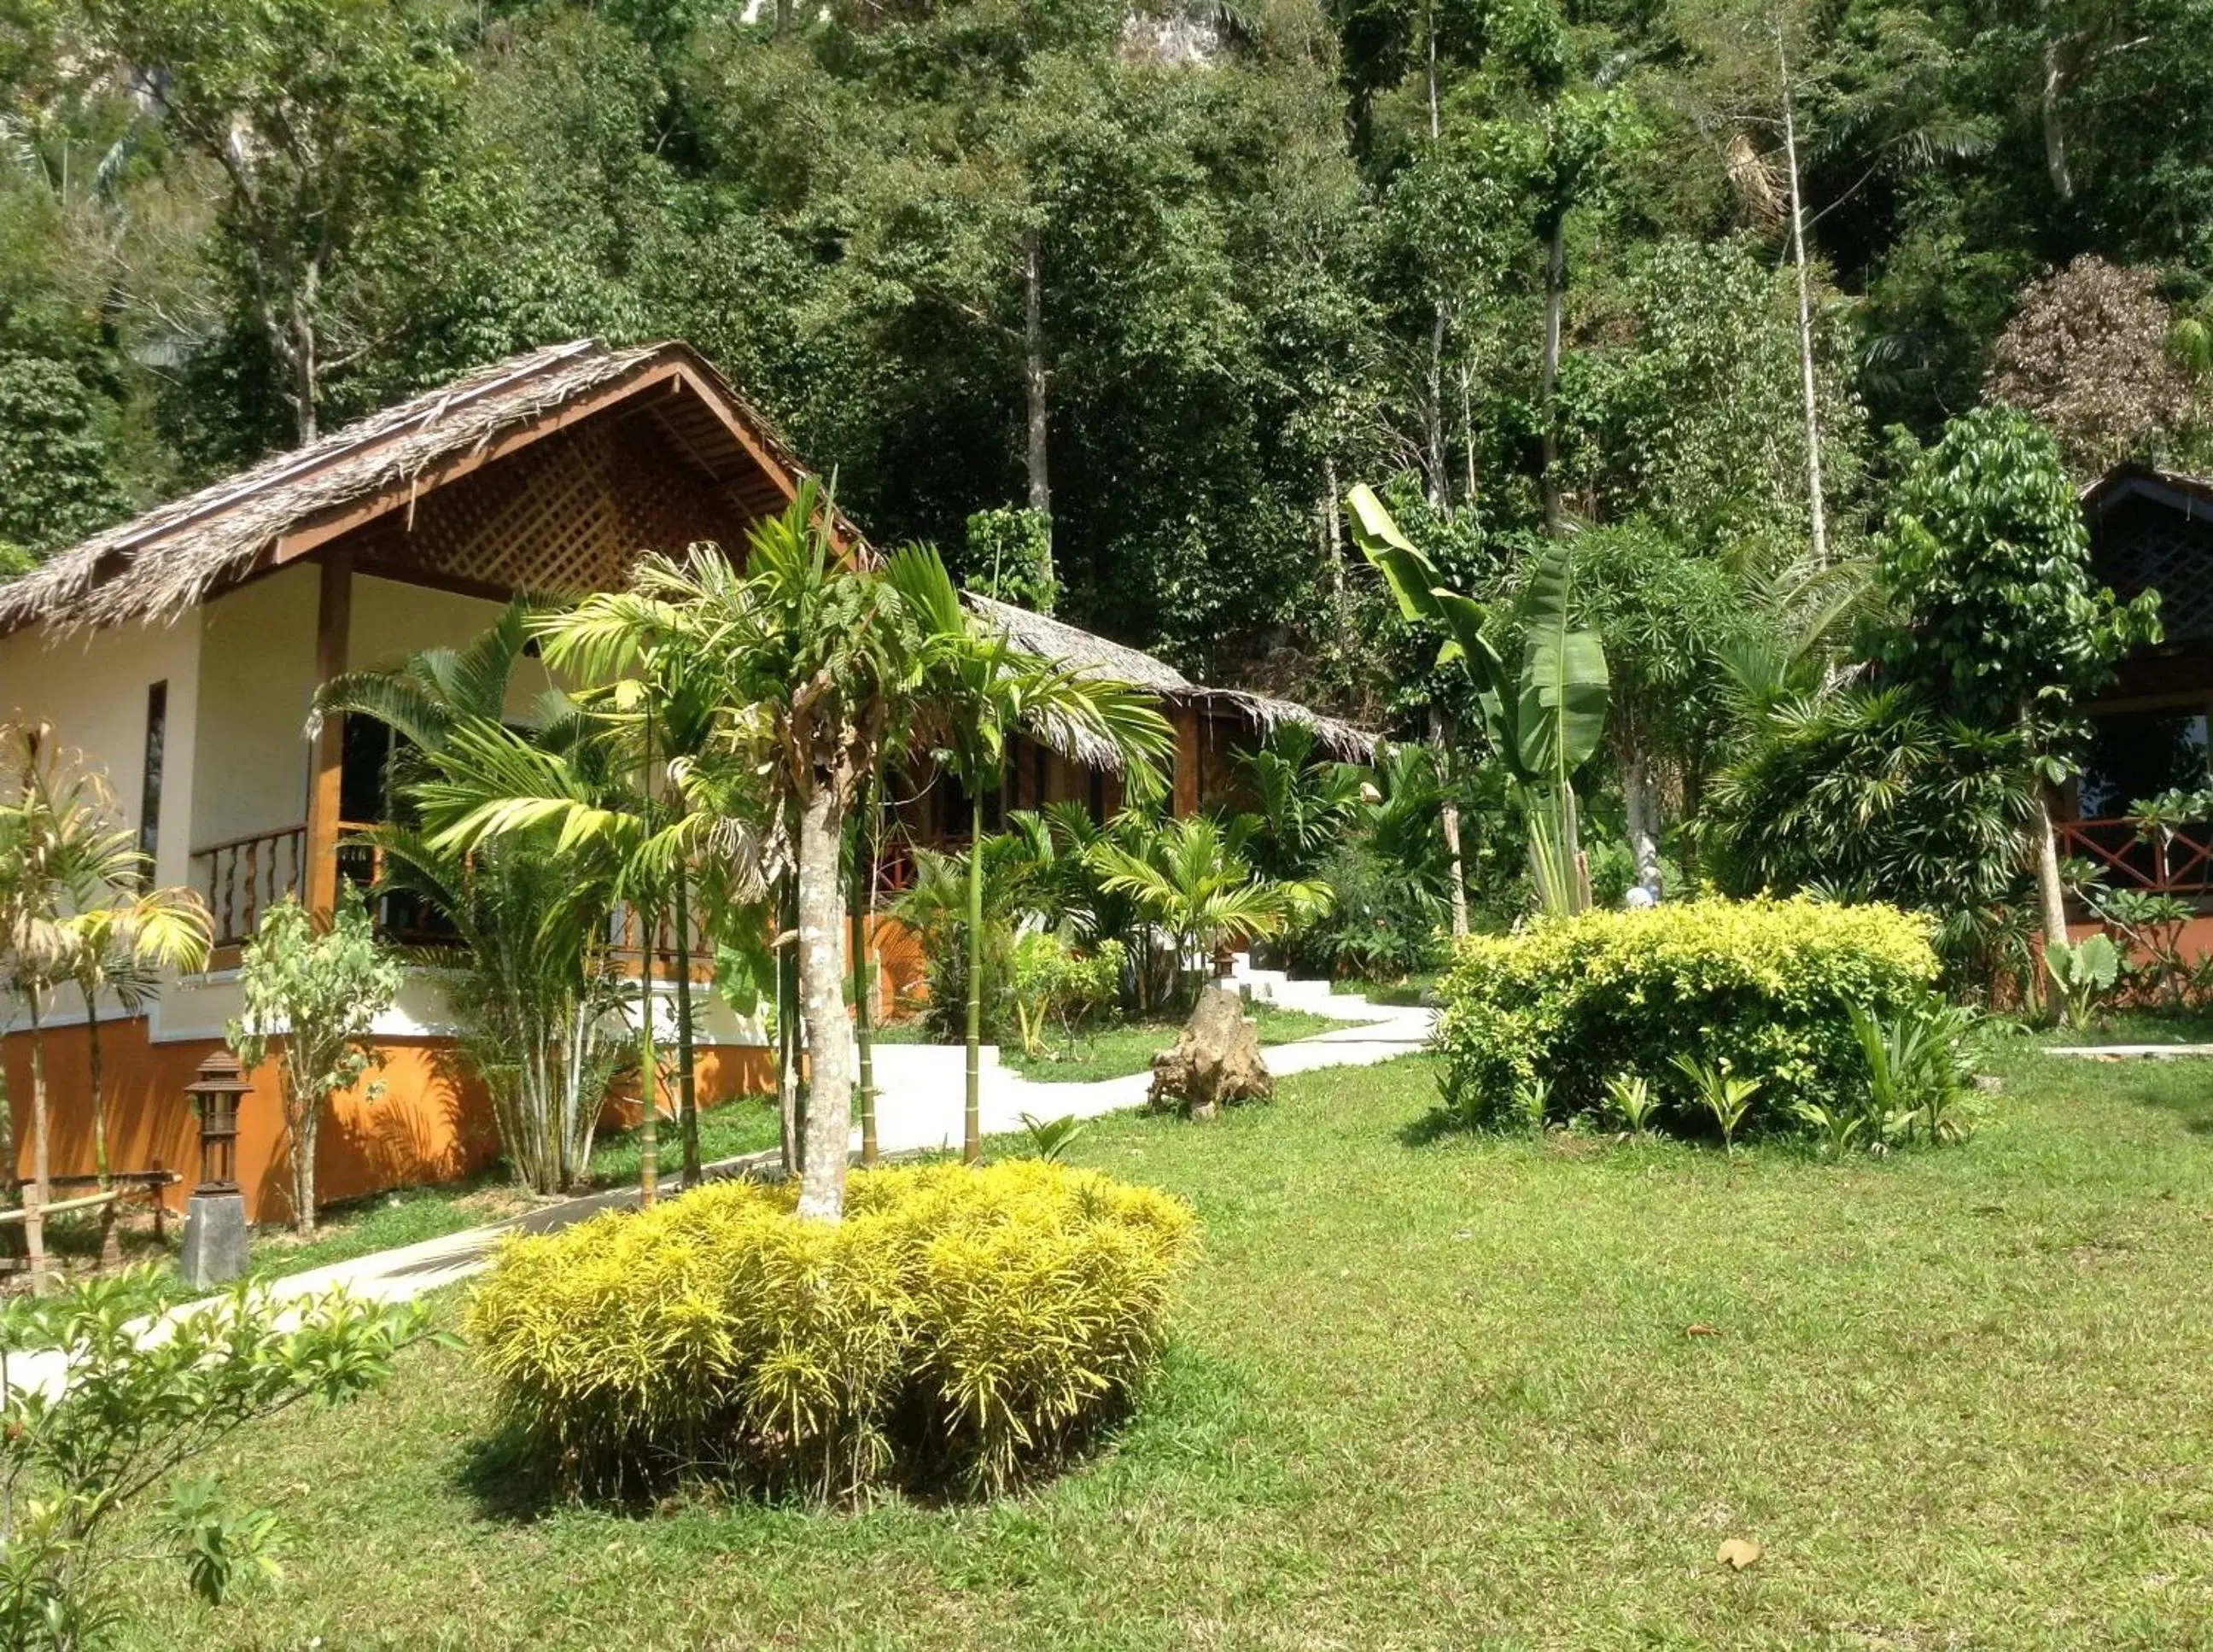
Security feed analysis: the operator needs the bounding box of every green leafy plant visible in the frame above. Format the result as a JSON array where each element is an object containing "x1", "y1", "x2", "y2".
[
  {"x1": 469, "y1": 1162, "x2": 1199, "y2": 1502},
  {"x1": 1433, "y1": 896, "x2": 1940, "y2": 1135},
  {"x1": 1851, "y1": 998, "x2": 1979, "y2": 1147},
  {"x1": 0, "y1": 1269, "x2": 434, "y2": 1647},
  {"x1": 1671, "y1": 1054, "x2": 1760, "y2": 1153},
  {"x1": 0, "y1": 722, "x2": 212, "y2": 1287},
  {"x1": 1517, "y1": 1074, "x2": 1553, "y2": 1134},
  {"x1": 1014, "y1": 1112, "x2": 1090, "y2": 1162},
  {"x1": 1603, "y1": 1072, "x2": 1660, "y2": 1139},
  {"x1": 1089, "y1": 816, "x2": 1328, "y2": 1008},
  {"x1": 2043, "y1": 934, "x2": 2120, "y2": 1032},
  {"x1": 1350, "y1": 484, "x2": 1610, "y2": 915},
  {"x1": 316, "y1": 604, "x2": 632, "y2": 1195},
  {"x1": 226, "y1": 887, "x2": 401, "y2": 1235},
  {"x1": 1008, "y1": 933, "x2": 1124, "y2": 1058},
  {"x1": 1790, "y1": 1098, "x2": 1867, "y2": 1158}
]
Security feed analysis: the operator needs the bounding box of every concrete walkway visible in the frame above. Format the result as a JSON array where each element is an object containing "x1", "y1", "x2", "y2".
[
  {"x1": 2045, "y1": 1042, "x2": 2213, "y2": 1059},
  {"x1": 266, "y1": 985, "x2": 1434, "y2": 1311}
]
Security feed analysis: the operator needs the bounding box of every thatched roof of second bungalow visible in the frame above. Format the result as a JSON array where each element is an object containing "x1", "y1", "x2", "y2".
[{"x1": 963, "y1": 593, "x2": 1376, "y2": 762}]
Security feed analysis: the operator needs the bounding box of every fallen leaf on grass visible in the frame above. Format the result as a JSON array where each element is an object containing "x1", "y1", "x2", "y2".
[
  {"x1": 1685, "y1": 1323, "x2": 1720, "y2": 1338},
  {"x1": 1716, "y1": 1538, "x2": 1761, "y2": 1570}
]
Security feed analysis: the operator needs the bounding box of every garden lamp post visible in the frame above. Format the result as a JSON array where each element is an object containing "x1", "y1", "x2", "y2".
[{"x1": 180, "y1": 1051, "x2": 252, "y2": 1287}]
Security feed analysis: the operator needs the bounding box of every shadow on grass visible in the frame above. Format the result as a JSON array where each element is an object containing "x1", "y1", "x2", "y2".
[{"x1": 1396, "y1": 1108, "x2": 1468, "y2": 1148}]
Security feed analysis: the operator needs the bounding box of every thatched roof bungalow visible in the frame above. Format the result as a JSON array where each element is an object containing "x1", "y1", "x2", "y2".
[{"x1": 0, "y1": 338, "x2": 1369, "y2": 1220}]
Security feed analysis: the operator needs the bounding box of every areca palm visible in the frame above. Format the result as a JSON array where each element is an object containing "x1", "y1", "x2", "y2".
[
  {"x1": 315, "y1": 608, "x2": 638, "y2": 1196},
  {"x1": 882, "y1": 547, "x2": 1172, "y2": 1165},
  {"x1": 0, "y1": 724, "x2": 209, "y2": 1289},
  {"x1": 519, "y1": 481, "x2": 896, "y2": 1223},
  {"x1": 1089, "y1": 816, "x2": 1326, "y2": 1007}
]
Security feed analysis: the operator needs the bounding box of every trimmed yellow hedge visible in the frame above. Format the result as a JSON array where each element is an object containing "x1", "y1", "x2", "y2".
[
  {"x1": 1433, "y1": 896, "x2": 1941, "y2": 1135},
  {"x1": 467, "y1": 1161, "x2": 1199, "y2": 1500}
]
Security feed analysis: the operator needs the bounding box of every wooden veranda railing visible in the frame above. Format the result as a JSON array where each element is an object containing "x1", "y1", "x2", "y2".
[
  {"x1": 2057, "y1": 817, "x2": 2213, "y2": 897},
  {"x1": 193, "y1": 820, "x2": 444, "y2": 947},
  {"x1": 192, "y1": 825, "x2": 308, "y2": 947}
]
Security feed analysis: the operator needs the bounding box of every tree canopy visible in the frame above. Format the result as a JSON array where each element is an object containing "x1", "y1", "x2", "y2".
[{"x1": 0, "y1": 0, "x2": 2205, "y2": 705}]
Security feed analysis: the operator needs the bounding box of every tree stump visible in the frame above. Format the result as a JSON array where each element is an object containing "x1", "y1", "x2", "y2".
[{"x1": 1148, "y1": 985, "x2": 1273, "y2": 1120}]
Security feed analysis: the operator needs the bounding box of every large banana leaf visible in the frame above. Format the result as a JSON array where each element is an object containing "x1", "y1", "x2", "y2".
[
  {"x1": 1512, "y1": 540, "x2": 1609, "y2": 786},
  {"x1": 1348, "y1": 485, "x2": 1518, "y2": 708}
]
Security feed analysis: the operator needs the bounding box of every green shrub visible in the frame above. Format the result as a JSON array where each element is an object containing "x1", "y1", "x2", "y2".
[
  {"x1": 1009, "y1": 932, "x2": 1126, "y2": 1054},
  {"x1": 1432, "y1": 897, "x2": 1941, "y2": 1137},
  {"x1": 467, "y1": 1161, "x2": 1199, "y2": 1501}
]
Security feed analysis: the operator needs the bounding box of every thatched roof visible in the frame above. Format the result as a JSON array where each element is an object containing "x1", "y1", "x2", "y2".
[
  {"x1": 964, "y1": 592, "x2": 1376, "y2": 762},
  {"x1": 0, "y1": 339, "x2": 819, "y2": 633}
]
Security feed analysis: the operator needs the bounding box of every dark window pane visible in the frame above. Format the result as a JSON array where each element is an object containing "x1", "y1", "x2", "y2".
[
  {"x1": 137, "y1": 681, "x2": 166, "y2": 873},
  {"x1": 2080, "y1": 710, "x2": 2210, "y2": 817}
]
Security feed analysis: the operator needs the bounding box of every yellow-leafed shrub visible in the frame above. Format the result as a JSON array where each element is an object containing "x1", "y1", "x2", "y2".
[
  {"x1": 1433, "y1": 896, "x2": 1941, "y2": 1135},
  {"x1": 466, "y1": 1161, "x2": 1199, "y2": 1501}
]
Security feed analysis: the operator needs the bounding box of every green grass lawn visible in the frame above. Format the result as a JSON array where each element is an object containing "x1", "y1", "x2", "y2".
[
  {"x1": 115, "y1": 1036, "x2": 2213, "y2": 1649},
  {"x1": 1001, "y1": 1001, "x2": 1347, "y2": 1083}
]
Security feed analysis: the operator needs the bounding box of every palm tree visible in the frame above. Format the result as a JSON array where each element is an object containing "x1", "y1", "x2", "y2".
[
  {"x1": 314, "y1": 606, "x2": 636, "y2": 1196},
  {"x1": 0, "y1": 725, "x2": 209, "y2": 1289},
  {"x1": 883, "y1": 547, "x2": 1172, "y2": 1165},
  {"x1": 1089, "y1": 816, "x2": 1327, "y2": 1008},
  {"x1": 446, "y1": 483, "x2": 884, "y2": 1222}
]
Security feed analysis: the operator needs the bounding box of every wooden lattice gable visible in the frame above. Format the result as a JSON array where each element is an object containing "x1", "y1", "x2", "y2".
[
  {"x1": 342, "y1": 393, "x2": 764, "y2": 598},
  {"x1": 2087, "y1": 466, "x2": 2213, "y2": 645}
]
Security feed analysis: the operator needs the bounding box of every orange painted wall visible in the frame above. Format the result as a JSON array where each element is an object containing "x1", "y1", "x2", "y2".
[
  {"x1": 0, "y1": 1018, "x2": 774, "y2": 1223},
  {"x1": 2066, "y1": 914, "x2": 2213, "y2": 962},
  {"x1": 865, "y1": 913, "x2": 927, "y2": 1018}
]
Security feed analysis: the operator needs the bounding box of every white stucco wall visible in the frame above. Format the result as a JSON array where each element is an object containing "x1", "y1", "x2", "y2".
[
  {"x1": 190, "y1": 563, "x2": 320, "y2": 851},
  {"x1": 347, "y1": 575, "x2": 556, "y2": 721},
  {"x1": 0, "y1": 613, "x2": 203, "y2": 892}
]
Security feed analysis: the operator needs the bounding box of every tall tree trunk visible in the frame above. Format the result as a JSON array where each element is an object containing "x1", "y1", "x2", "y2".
[
  {"x1": 852, "y1": 814, "x2": 879, "y2": 1169},
  {"x1": 0, "y1": 1030, "x2": 16, "y2": 1268},
  {"x1": 1426, "y1": 305, "x2": 1449, "y2": 508},
  {"x1": 794, "y1": 784, "x2": 855, "y2": 1223},
  {"x1": 1777, "y1": 21, "x2": 1830, "y2": 565},
  {"x1": 778, "y1": 873, "x2": 799, "y2": 1177},
  {"x1": 2034, "y1": 786, "x2": 2070, "y2": 952},
  {"x1": 1459, "y1": 361, "x2": 1479, "y2": 504},
  {"x1": 1430, "y1": 709, "x2": 1469, "y2": 940},
  {"x1": 23, "y1": 992, "x2": 49, "y2": 1293},
  {"x1": 1540, "y1": 214, "x2": 1567, "y2": 539},
  {"x1": 285, "y1": 266, "x2": 319, "y2": 446},
  {"x1": 636, "y1": 908, "x2": 659, "y2": 1211},
  {"x1": 1322, "y1": 453, "x2": 1349, "y2": 646},
  {"x1": 674, "y1": 867, "x2": 700, "y2": 1189},
  {"x1": 1623, "y1": 751, "x2": 1662, "y2": 900},
  {"x1": 1022, "y1": 226, "x2": 1051, "y2": 540},
  {"x1": 1422, "y1": 9, "x2": 1447, "y2": 510},
  {"x1": 2041, "y1": 34, "x2": 2075, "y2": 201},
  {"x1": 85, "y1": 988, "x2": 119, "y2": 1270},
  {"x1": 964, "y1": 790, "x2": 985, "y2": 1167}
]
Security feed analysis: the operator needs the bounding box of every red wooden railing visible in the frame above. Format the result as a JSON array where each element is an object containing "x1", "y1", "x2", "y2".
[{"x1": 2057, "y1": 817, "x2": 2213, "y2": 896}]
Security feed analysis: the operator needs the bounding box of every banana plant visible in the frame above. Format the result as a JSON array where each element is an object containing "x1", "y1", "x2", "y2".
[{"x1": 1347, "y1": 484, "x2": 1609, "y2": 914}]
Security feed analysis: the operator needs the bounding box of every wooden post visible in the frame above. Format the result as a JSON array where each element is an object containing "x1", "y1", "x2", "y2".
[
  {"x1": 304, "y1": 549, "x2": 352, "y2": 915},
  {"x1": 1171, "y1": 704, "x2": 1202, "y2": 820}
]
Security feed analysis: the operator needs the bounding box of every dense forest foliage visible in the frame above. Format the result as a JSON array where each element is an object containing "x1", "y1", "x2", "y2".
[{"x1": 1, "y1": 0, "x2": 2209, "y2": 717}]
